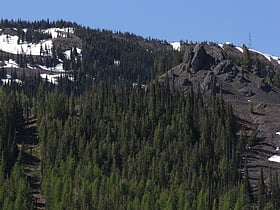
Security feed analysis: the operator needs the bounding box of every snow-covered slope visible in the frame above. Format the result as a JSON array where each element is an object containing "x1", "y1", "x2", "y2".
[
  {"x1": 0, "y1": 27, "x2": 77, "y2": 56},
  {"x1": 0, "y1": 27, "x2": 81, "y2": 85},
  {"x1": 0, "y1": 34, "x2": 52, "y2": 56}
]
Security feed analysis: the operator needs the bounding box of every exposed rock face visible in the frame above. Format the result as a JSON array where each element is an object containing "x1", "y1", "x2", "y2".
[
  {"x1": 157, "y1": 42, "x2": 280, "y2": 194},
  {"x1": 159, "y1": 42, "x2": 280, "y2": 96},
  {"x1": 238, "y1": 88, "x2": 253, "y2": 97},
  {"x1": 183, "y1": 45, "x2": 194, "y2": 69},
  {"x1": 213, "y1": 59, "x2": 236, "y2": 75},
  {"x1": 190, "y1": 44, "x2": 215, "y2": 73},
  {"x1": 201, "y1": 71, "x2": 215, "y2": 91}
]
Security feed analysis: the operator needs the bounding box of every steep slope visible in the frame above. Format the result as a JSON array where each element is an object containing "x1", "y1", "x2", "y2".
[{"x1": 158, "y1": 42, "x2": 280, "y2": 192}]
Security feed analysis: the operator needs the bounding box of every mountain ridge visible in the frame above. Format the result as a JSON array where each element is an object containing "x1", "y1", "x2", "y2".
[
  {"x1": 2, "y1": 19, "x2": 280, "y2": 191},
  {"x1": 2, "y1": 19, "x2": 280, "y2": 208}
]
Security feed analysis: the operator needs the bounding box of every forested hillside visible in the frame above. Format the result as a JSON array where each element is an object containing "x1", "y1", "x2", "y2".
[
  {"x1": 37, "y1": 82, "x2": 248, "y2": 209},
  {"x1": 0, "y1": 19, "x2": 280, "y2": 209}
]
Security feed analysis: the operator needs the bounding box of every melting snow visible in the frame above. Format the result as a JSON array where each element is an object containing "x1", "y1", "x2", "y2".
[
  {"x1": 247, "y1": 49, "x2": 280, "y2": 64},
  {"x1": 41, "y1": 27, "x2": 74, "y2": 39},
  {"x1": 235, "y1": 47, "x2": 243, "y2": 53},
  {"x1": 218, "y1": 44, "x2": 224, "y2": 49},
  {"x1": 0, "y1": 27, "x2": 75, "y2": 56},
  {"x1": 1, "y1": 74, "x2": 22, "y2": 85},
  {"x1": 1, "y1": 59, "x2": 19, "y2": 68},
  {"x1": 64, "y1": 48, "x2": 82, "y2": 60},
  {"x1": 170, "y1": 42, "x2": 181, "y2": 51},
  {"x1": 0, "y1": 34, "x2": 52, "y2": 56},
  {"x1": 268, "y1": 155, "x2": 280, "y2": 163},
  {"x1": 27, "y1": 64, "x2": 35, "y2": 69},
  {"x1": 249, "y1": 49, "x2": 272, "y2": 61},
  {"x1": 40, "y1": 73, "x2": 73, "y2": 85},
  {"x1": 38, "y1": 63, "x2": 65, "y2": 72},
  {"x1": 40, "y1": 73, "x2": 59, "y2": 85}
]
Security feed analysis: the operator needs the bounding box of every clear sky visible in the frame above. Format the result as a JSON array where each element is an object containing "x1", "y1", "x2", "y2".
[{"x1": 1, "y1": 0, "x2": 280, "y2": 55}]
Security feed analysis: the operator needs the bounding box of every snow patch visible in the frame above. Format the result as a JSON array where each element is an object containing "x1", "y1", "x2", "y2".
[
  {"x1": 1, "y1": 59, "x2": 19, "y2": 68},
  {"x1": 0, "y1": 34, "x2": 53, "y2": 56},
  {"x1": 40, "y1": 73, "x2": 73, "y2": 85},
  {"x1": 64, "y1": 48, "x2": 82, "y2": 60},
  {"x1": 235, "y1": 47, "x2": 243, "y2": 53},
  {"x1": 249, "y1": 49, "x2": 272, "y2": 61},
  {"x1": 27, "y1": 64, "x2": 35, "y2": 69},
  {"x1": 218, "y1": 44, "x2": 224, "y2": 50},
  {"x1": 40, "y1": 73, "x2": 59, "y2": 85},
  {"x1": 41, "y1": 27, "x2": 74, "y2": 39},
  {"x1": 249, "y1": 49, "x2": 280, "y2": 65},
  {"x1": 170, "y1": 42, "x2": 181, "y2": 51},
  {"x1": 38, "y1": 63, "x2": 65, "y2": 72},
  {"x1": 268, "y1": 155, "x2": 280, "y2": 163},
  {"x1": 1, "y1": 74, "x2": 22, "y2": 85}
]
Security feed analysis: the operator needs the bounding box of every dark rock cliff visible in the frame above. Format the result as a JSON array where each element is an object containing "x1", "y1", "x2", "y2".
[{"x1": 158, "y1": 42, "x2": 280, "y2": 192}]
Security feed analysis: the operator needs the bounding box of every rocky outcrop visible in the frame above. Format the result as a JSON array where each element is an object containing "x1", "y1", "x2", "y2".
[
  {"x1": 200, "y1": 71, "x2": 216, "y2": 91},
  {"x1": 159, "y1": 42, "x2": 280, "y2": 98},
  {"x1": 183, "y1": 45, "x2": 194, "y2": 69},
  {"x1": 190, "y1": 44, "x2": 215, "y2": 73},
  {"x1": 213, "y1": 59, "x2": 236, "y2": 75},
  {"x1": 157, "y1": 41, "x2": 280, "y2": 197}
]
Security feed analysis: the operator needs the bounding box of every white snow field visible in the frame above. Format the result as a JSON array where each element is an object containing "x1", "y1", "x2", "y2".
[{"x1": 0, "y1": 34, "x2": 52, "y2": 56}]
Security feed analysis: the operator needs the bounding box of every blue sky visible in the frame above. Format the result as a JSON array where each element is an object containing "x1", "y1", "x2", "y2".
[{"x1": 1, "y1": 0, "x2": 280, "y2": 55}]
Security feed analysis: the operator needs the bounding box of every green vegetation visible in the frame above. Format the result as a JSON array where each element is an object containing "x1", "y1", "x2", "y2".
[{"x1": 0, "y1": 19, "x2": 280, "y2": 209}]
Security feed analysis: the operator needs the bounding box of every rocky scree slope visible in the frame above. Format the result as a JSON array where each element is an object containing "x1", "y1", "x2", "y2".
[{"x1": 158, "y1": 42, "x2": 280, "y2": 192}]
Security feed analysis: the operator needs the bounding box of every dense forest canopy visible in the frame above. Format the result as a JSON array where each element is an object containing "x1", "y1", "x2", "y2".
[{"x1": 0, "y1": 19, "x2": 279, "y2": 210}]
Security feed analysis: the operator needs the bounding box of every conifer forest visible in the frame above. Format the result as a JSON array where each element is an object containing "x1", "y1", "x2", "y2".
[{"x1": 0, "y1": 19, "x2": 279, "y2": 210}]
